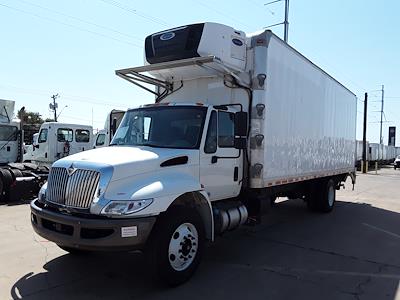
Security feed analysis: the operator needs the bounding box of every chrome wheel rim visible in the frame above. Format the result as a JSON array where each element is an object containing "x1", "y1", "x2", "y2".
[{"x1": 168, "y1": 223, "x2": 198, "y2": 271}]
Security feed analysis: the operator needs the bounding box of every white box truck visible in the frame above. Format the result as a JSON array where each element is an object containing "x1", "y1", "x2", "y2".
[
  {"x1": 30, "y1": 23, "x2": 357, "y2": 285},
  {"x1": 93, "y1": 109, "x2": 125, "y2": 148}
]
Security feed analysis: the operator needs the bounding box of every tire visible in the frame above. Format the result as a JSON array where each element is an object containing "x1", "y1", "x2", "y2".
[
  {"x1": 307, "y1": 179, "x2": 336, "y2": 213},
  {"x1": 147, "y1": 206, "x2": 205, "y2": 286},
  {"x1": 0, "y1": 169, "x2": 13, "y2": 202},
  {"x1": 58, "y1": 245, "x2": 90, "y2": 255},
  {"x1": 0, "y1": 178, "x2": 3, "y2": 201},
  {"x1": 319, "y1": 179, "x2": 336, "y2": 213}
]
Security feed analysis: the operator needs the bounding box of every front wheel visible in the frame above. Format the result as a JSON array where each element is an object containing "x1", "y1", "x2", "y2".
[
  {"x1": 147, "y1": 206, "x2": 205, "y2": 286},
  {"x1": 58, "y1": 245, "x2": 90, "y2": 255}
]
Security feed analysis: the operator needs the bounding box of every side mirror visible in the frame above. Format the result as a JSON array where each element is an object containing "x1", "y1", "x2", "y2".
[
  {"x1": 234, "y1": 112, "x2": 248, "y2": 137},
  {"x1": 234, "y1": 112, "x2": 248, "y2": 149},
  {"x1": 234, "y1": 137, "x2": 247, "y2": 149},
  {"x1": 34, "y1": 144, "x2": 40, "y2": 149}
]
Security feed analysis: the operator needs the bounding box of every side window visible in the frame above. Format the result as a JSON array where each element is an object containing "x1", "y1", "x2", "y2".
[
  {"x1": 57, "y1": 128, "x2": 73, "y2": 142},
  {"x1": 38, "y1": 128, "x2": 48, "y2": 143},
  {"x1": 96, "y1": 134, "x2": 105, "y2": 146},
  {"x1": 76, "y1": 129, "x2": 90, "y2": 143},
  {"x1": 218, "y1": 111, "x2": 235, "y2": 147},
  {"x1": 204, "y1": 111, "x2": 217, "y2": 154}
]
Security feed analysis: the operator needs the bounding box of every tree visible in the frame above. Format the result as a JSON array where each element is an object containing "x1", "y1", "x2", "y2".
[
  {"x1": 17, "y1": 108, "x2": 46, "y2": 144},
  {"x1": 17, "y1": 107, "x2": 44, "y2": 125}
]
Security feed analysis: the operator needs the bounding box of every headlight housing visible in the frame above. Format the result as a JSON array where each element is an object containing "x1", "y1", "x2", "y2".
[
  {"x1": 38, "y1": 182, "x2": 48, "y2": 203},
  {"x1": 100, "y1": 199, "x2": 153, "y2": 216}
]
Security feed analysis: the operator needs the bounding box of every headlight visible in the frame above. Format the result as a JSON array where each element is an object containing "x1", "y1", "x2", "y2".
[
  {"x1": 38, "y1": 182, "x2": 48, "y2": 202},
  {"x1": 100, "y1": 199, "x2": 153, "y2": 216}
]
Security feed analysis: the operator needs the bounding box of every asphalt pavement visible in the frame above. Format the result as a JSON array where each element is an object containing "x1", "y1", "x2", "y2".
[{"x1": 0, "y1": 167, "x2": 399, "y2": 300}]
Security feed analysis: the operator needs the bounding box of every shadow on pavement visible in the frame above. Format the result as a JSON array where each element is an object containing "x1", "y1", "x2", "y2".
[{"x1": 10, "y1": 200, "x2": 400, "y2": 300}]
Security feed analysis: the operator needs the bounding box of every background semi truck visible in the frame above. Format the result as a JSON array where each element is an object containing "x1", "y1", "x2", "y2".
[
  {"x1": 31, "y1": 22, "x2": 357, "y2": 285},
  {"x1": 0, "y1": 99, "x2": 48, "y2": 201},
  {"x1": 0, "y1": 99, "x2": 93, "y2": 201}
]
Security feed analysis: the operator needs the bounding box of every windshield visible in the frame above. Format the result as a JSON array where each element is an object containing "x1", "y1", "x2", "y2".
[
  {"x1": 110, "y1": 106, "x2": 207, "y2": 149},
  {"x1": 0, "y1": 125, "x2": 18, "y2": 141}
]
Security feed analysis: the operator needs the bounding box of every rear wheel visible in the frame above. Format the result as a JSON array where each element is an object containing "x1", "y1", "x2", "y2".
[
  {"x1": 320, "y1": 179, "x2": 336, "y2": 212},
  {"x1": 147, "y1": 206, "x2": 205, "y2": 286},
  {"x1": 307, "y1": 179, "x2": 336, "y2": 213}
]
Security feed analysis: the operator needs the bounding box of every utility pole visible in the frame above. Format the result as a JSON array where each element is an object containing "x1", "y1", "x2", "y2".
[
  {"x1": 264, "y1": 0, "x2": 289, "y2": 43},
  {"x1": 50, "y1": 94, "x2": 59, "y2": 122},
  {"x1": 283, "y1": 0, "x2": 289, "y2": 43},
  {"x1": 362, "y1": 93, "x2": 368, "y2": 173},
  {"x1": 379, "y1": 85, "x2": 384, "y2": 144}
]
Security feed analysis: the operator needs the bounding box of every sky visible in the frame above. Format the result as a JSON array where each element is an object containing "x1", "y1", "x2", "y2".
[{"x1": 0, "y1": 0, "x2": 399, "y2": 144}]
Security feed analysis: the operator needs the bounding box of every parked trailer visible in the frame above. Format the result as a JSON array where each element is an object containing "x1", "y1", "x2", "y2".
[
  {"x1": 387, "y1": 145, "x2": 396, "y2": 163},
  {"x1": 31, "y1": 22, "x2": 357, "y2": 285},
  {"x1": 356, "y1": 140, "x2": 369, "y2": 169}
]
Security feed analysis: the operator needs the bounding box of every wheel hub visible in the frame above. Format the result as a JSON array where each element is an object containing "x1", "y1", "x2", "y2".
[{"x1": 168, "y1": 223, "x2": 198, "y2": 271}]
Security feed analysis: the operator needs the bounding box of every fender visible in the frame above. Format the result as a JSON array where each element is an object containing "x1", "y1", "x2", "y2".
[
  {"x1": 99, "y1": 170, "x2": 214, "y2": 240},
  {"x1": 102, "y1": 170, "x2": 202, "y2": 214}
]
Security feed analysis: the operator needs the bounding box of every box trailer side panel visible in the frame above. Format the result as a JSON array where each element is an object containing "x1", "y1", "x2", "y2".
[{"x1": 254, "y1": 35, "x2": 356, "y2": 187}]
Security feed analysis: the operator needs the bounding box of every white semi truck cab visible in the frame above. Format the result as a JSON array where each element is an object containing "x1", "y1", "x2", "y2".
[
  {"x1": 31, "y1": 22, "x2": 357, "y2": 285},
  {"x1": 25, "y1": 122, "x2": 93, "y2": 166}
]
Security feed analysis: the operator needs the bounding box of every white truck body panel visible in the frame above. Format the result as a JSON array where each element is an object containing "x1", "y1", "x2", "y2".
[
  {"x1": 249, "y1": 34, "x2": 357, "y2": 188},
  {"x1": 0, "y1": 121, "x2": 20, "y2": 164},
  {"x1": 0, "y1": 100, "x2": 20, "y2": 164},
  {"x1": 369, "y1": 143, "x2": 379, "y2": 161},
  {"x1": 0, "y1": 99, "x2": 15, "y2": 124}
]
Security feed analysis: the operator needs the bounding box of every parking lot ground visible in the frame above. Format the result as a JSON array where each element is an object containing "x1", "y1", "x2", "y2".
[{"x1": 0, "y1": 167, "x2": 399, "y2": 300}]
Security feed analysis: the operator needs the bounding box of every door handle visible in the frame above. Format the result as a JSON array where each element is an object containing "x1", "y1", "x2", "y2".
[{"x1": 234, "y1": 166, "x2": 239, "y2": 181}]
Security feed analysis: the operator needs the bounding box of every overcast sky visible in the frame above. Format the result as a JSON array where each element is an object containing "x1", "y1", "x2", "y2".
[{"x1": 1, "y1": 0, "x2": 399, "y2": 144}]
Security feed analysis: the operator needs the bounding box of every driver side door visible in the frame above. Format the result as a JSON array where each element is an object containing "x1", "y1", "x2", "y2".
[{"x1": 199, "y1": 110, "x2": 242, "y2": 201}]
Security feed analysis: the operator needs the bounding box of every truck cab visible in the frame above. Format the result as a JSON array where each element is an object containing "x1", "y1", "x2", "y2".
[
  {"x1": 93, "y1": 109, "x2": 126, "y2": 149},
  {"x1": 30, "y1": 122, "x2": 93, "y2": 166}
]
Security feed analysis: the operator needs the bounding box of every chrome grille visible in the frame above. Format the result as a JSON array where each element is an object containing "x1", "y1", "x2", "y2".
[{"x1": 47, "y1": 167, "x2": 100, "y2": 209}]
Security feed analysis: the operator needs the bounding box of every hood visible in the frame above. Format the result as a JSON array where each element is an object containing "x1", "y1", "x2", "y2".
[{"x1": 55, "y1": 146, "x2": 199, "y2": 181}]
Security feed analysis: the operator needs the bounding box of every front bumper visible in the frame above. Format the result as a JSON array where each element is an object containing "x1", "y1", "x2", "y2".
[{"x1": 30, "y1": 199, "x2": 156, "y2": 251}]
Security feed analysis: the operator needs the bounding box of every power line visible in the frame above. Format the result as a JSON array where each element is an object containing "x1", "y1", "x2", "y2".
[
  {"x1": 192, "y1": 0, "x2": 252, "y2": 30},
  {"x1": 15, "y1": 0, "x2": 144, "y2": 42},
  {"x1": 0, "y1": 3, "x2": 142, "y2": 48},
  {"x1": 0, "y1": 83, "x2": 128, "y2": 108},
  {"x1": 99, "y1": 0, "x2": 172, "y2": 27}
]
